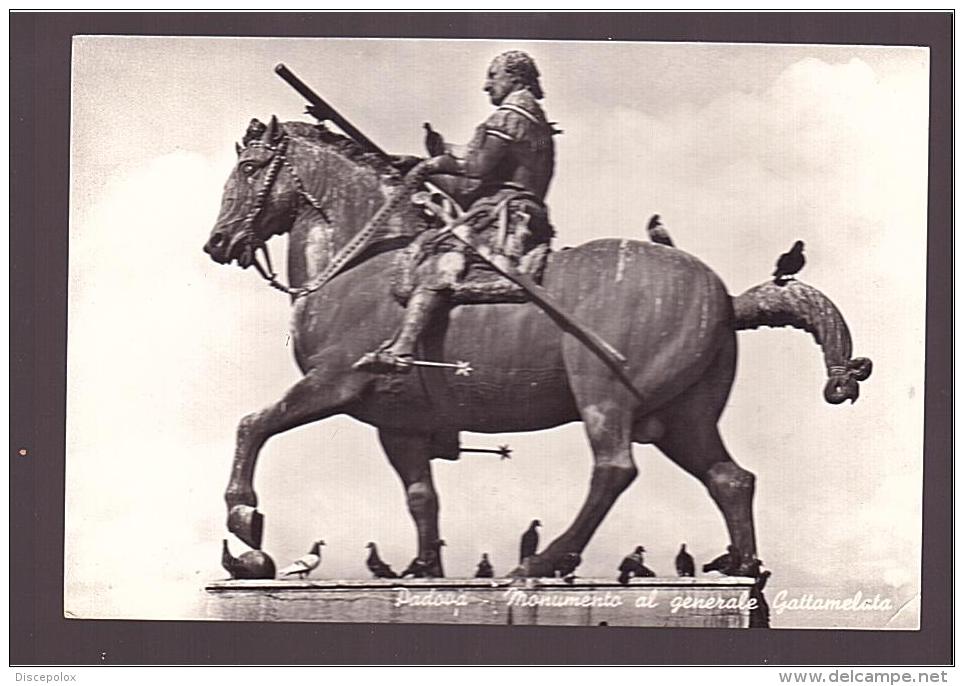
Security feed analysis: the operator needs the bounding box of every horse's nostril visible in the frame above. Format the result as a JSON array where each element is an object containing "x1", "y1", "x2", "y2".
[{"x1": 210, "y1": 232, "x2": 225, "y2": 249}]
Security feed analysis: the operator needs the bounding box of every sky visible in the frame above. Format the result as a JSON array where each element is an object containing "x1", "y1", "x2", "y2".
[{"x1": 64, "y1": 37, "x2": 928, "y2": 629}]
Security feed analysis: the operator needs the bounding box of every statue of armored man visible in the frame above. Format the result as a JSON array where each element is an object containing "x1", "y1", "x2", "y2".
[{"x1": 354, "y1": 50, "x2": 559, "y2": 374}]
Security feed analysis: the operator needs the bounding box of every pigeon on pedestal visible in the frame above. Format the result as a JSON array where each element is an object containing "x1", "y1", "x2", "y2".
[
  {"x1": 365, "y1": 541, "x2": 399, "y2": 579},
  {"x1": 618, "y1": 545, "x2": 656, "y2": 584},
  {"x1": 278, "y1": 540, "x2": 325, "y2": 579},
  {"x1": 474, "y1": 553, "x2": 494, "y2": 578},
  {"x1": 675, "y1": 543, "x2": 695, "y2": 577},
  {"x1": 519, "y1": 519, "x2": 541, "y2": 563}
]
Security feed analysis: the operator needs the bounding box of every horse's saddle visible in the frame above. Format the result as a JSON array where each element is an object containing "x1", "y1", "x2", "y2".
[{"x1": 391, "y1": 184, "x2": 553, "y2": 305}]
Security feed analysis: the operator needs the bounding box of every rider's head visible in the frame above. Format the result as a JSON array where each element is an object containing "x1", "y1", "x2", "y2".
[{"x1": 484, "y1": 51, "x2": 544, "y2": 104}]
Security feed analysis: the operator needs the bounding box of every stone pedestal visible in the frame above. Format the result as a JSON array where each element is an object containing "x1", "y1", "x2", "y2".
[{"x1": 205, "y1": 577, "x2": 757, "y2": 627}]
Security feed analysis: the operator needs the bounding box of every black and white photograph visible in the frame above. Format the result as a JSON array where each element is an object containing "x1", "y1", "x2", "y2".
[{"x1": 11, "y1": 11, "x2": 953, "y2": 667}]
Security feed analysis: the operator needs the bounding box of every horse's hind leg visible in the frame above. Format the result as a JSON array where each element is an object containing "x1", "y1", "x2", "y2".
[
  {"x1": 225, "y1": 367, "x2": 365, "y2": 549},
  {"x1": 655, "y1": 342, "x2": 759, "y2": 574},
  {"x1": 529, "y1": 398, "x2": 638, "y2": 577},
  {"x1": 378, "y1": 429, "x2": 443, "y2": 577},
  {"x1": 657, "y1": 423, "x2": 758, "y2": 574}
]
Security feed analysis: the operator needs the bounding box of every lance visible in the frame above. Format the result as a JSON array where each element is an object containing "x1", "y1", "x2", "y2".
[{"x1": 274, "y1": 63, "x2": 391, "y2": 163}]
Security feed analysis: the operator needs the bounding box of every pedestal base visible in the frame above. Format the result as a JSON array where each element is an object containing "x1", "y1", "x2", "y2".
[{"x1": 205, "y1": 577, "x2": 758, "y2": 627}]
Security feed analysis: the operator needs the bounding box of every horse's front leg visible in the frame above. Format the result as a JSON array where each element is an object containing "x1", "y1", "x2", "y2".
[
  {"x1": 377, "y1": 429, "x2": 443, "y2": 577},
  {"x1": 226, "y1": 365, "x2": 366, "y2": 549}
]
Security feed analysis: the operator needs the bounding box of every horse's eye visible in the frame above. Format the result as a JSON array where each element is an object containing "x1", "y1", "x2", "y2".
[{"x1": 240, "y1": 161, "x2": 257, "y2": 176}]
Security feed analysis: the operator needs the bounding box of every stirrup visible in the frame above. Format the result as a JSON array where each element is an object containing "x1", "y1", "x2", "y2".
[{"x1": 352, "y1": 349, "x2": 414, "y2": 374}]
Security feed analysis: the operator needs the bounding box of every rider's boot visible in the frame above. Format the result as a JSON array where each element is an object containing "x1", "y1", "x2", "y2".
[{"x1": 353, "y1": 287, "x2": 446, "y2": 374}]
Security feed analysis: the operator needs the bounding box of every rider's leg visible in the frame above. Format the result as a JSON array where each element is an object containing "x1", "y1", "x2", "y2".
[{"x1": 353, "y1": 252, "x2": 464, "y2": 373}]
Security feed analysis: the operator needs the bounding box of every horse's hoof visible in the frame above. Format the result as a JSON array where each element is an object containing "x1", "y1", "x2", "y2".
[
  {"x1": 232, "y1": 550, "x2": 276, "y2": 579},
  {"x1": 228, "y1": 505, "x2": 264, "y2": 550},
  {"x1": 521, "y1": 554, "x2": 555, "y2": 578}
]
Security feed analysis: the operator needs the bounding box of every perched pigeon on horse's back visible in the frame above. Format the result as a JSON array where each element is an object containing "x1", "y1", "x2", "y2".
[
  {"x1": 365, "y1": 541, "x2": 398, "y2": 579},
  {"x1": 520, "y1": 519, "x2": 541, "y2": 563},
  {"x1": 279, "y1": 540, "x2": 325, "y2": 579},
  {"x1": 647, "y1": 214, "x2": 675, "y2": 247}
]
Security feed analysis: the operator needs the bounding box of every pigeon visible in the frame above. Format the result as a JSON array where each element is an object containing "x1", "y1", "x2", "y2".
[
  {"x1": 423, "y1": 122, "x2": 445, "y2": 157},
  {"x1": 675, "y1": 543, "x2": 695, "y2": 577},
  {"x1": 749, "y1": 570, "x2": 774, "y2": 629},
  {"x1": 519, "y1": 519, "x2": 541, "y2": 563},
  {"x1": 221, "y1": 539, "x2": 276, "y2": 580},
  {"x1": 702, "y1": 544, "x2": 738, "y2": 575},
  {"x1": 365, "y1": 541, "x2": 398, "y2": 579},
  {"x1": 773, "y1": 240, "x2": 805, "y2": 283},
  {"x1": 756, "y1": 569, "x2": 773, "y2": 591},
  {"x1": 474, "y1": 553, "x2": 494, "y2": 578},
  {"x1": 617, "y1": 545, "x2": 655, "y2": 584},
  {"x1": 647, "y1": 214, "x2": 675, "y2": 247},
  {"x1": 278, "y1": 540, "x2": 325, "y2": 579}
]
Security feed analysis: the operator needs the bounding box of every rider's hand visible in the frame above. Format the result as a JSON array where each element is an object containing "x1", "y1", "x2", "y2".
[
  {"x1": 389, "y1": 154, "x2": 422, "y2": 173},
  {"x1": 420, "y1": 154, "x2": 462, "y2": 176}
]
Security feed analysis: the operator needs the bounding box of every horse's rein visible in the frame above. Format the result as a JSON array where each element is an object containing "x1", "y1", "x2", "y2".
[
  {"x1": 241, "y1": 139, "x2": 429, "y2": 300},
  {"x1": 235, "y1": 134, "x2": 349, "y2": 297}
]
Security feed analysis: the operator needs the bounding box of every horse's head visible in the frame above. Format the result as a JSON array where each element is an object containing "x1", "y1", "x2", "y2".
[{"x1": 204, "y1": 116, "x2": 302, "y2": 270}]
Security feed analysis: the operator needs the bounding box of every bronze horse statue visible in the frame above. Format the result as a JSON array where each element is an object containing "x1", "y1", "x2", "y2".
[{"x1": 204, "y1": 117, "x2": 871, "y2": 577}]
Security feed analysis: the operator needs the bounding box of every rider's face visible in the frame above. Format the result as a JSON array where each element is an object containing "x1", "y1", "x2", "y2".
[{"x1": 484, "y1": 61, "x2": 516, "y2": 105}]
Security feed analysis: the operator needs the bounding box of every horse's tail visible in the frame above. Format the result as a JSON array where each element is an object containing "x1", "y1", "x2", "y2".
[{"x1": 731, "y1": 279, "x2": 873, "y2": 404}]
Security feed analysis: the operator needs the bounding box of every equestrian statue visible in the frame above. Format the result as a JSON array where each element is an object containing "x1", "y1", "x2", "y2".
[{"x1": 203, "y1": 53, "x2": 872, "y2": 579}]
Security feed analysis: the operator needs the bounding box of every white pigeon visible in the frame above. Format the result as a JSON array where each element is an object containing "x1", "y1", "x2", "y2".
[{"x1": 278, "y1": 540, "x2": 325, "y2": 579}]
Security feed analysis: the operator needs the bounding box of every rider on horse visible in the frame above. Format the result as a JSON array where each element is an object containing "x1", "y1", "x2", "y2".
[{"x1": 354, "y1": 50, "x2": 558, "y2": 374}]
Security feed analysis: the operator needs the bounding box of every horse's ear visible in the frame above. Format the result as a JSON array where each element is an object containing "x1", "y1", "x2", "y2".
[
  {"x1": 235, "y1": 142, "x2": 242, "y2": 157},
  {"x1": 266, "y1": 115, "x2": 284, "y2": 144}
]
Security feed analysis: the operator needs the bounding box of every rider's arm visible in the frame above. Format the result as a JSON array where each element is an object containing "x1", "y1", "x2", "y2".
[
  {"x1": 423, "y1": 131, "x2": 510, "y2": 179},
  {"x1": 423, "y1": 108, "x2": 527, "y2": 178}
]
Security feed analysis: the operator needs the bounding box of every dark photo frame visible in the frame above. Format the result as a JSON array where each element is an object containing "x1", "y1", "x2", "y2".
[{"x1": 10, "y1": 11, "x2": 952, "y2": 665}]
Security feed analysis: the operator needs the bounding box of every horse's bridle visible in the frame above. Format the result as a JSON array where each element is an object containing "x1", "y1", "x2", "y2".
[{"x1": 233, "y1": 134, "x2": 329, "y2": 296}]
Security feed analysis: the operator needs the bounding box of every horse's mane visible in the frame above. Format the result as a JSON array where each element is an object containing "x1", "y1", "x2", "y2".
[{"x1": 280, "y1": 121, "x2": 403, "y2": 188}]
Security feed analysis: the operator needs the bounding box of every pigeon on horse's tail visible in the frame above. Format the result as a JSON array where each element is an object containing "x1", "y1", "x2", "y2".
[{"x1": 773, "y1": 240, "x2": 805, "y2": 282}]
